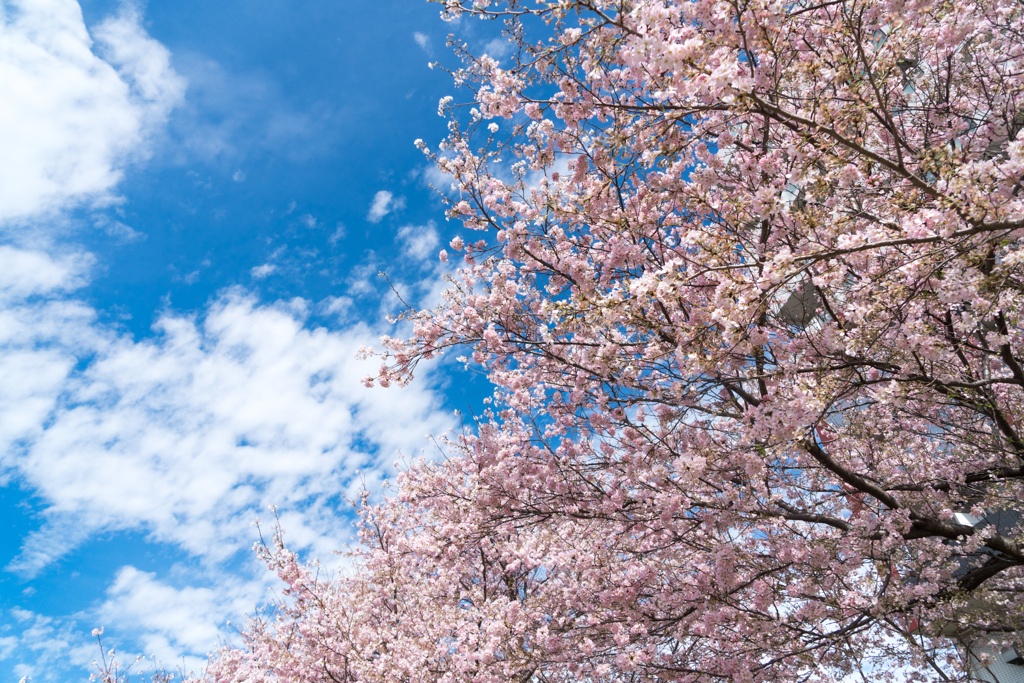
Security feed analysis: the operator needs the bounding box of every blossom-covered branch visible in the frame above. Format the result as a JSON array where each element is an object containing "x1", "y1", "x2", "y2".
[{"x1": 206, "y1": 0, "x2": 1024, "y2": 680}]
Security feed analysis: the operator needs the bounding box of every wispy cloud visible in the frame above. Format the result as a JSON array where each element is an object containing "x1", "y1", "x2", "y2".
[
  {"x1": 92, "y1": 5, "x2": 186, "y2": 119},
  {"x1": 165, "y1": 54, "x2": 344, "y2": 166},
  {"x1": 97, "y1": 566, "x2": 263, "y2": 672},
  {"x1": 366, "y1": 190, "x2": 404, "y2": 223},
  {"x1": 250, "y1": 263, "x2": 277, "y2": 278},
  {"x1": 413, "y1": 31, "x2": 431, "y2": 53},
  {"x1": 95, "y1": 216, "x2": 145, "y2": 243},
  {"x1": 0, "y1": 608, "x2": 96, "y2": 683},
  {"x1": 483, "y1": 36, "x2": 512, "y2": 60},
  {"x1": 2, "y1": 267, "x2": 454, "y2": 577},
  {"x1": 329, "y1": 222, "x2": 347, "y2": 245},
  {"x1": 396, "y1": 221, "x2": 440, "y2": 261}
]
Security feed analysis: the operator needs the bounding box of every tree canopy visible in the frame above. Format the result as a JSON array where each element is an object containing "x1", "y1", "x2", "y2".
[{"x1": 203, "y1": 0, "x2": 1024, "y2": 680}]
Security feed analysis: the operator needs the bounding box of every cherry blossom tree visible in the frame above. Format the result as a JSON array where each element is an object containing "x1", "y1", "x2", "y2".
[{"x1": 204, "y1": 0, "x2": 1024, "y2": 680}]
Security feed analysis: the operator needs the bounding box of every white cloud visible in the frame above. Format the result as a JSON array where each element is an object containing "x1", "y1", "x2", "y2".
[
  {"x1": 320, "y1": 295, "x2": 354, "y2": 320},
  {"x1": 250, "y1": 263, "x2": 276, "y2": 278},
  {"x1": 232, "y1": 169, "x2": 245, "y2": 182},
  {"x1": 0, "y1": 214, "x2": 456, "y2": 677},
  {"x1": 396, "y1": 221, "x2": 440, "y2": 261},
  {"x1": 0, "y1": 245, "x2": 456, "y2": 675},
  {"x1": 329, "y1": 222, "x2": 346, "y2": 245},
  {"x1": 0, "y1": 636, "x2": 16, "y2": 660},
  {"x1": 413, "y1": 31, "x2": 430, "y2": 52},
  {"x1": 0, "y1": 250, "x2": 454, "y2": 577},
  {"x1": 483, "y1": 36, "x2": 511, "y2": 60},
  {"x1": 0, "y1": 608, "x2": 96, "y2": 683},
  {"x1": 0, "y1": 574, "x2": 244, "y2": 681},
  {"x1": 97, "y1": 566, "x2": 261, "y2": 672},
  {"x1": 95, "y1": 215, "x2": 144, "y2": 243},
  {"x1": 0, "y1": 0, "x2": 184, "y2": 223},
  {"x1": 0, "y1": 244, "x2": 91, "y2": 299},
  {"x1": 344, "y1": 259, "x2": 381, "y2": 297},
  {"x1": 91, "y1": 5, "x2": 185, "y2": 118},
  {"x1": 366, "y1": 190, "x2": 404, "y2": 223}
]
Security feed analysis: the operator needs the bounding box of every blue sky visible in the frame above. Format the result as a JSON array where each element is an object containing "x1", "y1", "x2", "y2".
[{"x1": 0, "y1": 1, "x2": 504, "y2": 678}]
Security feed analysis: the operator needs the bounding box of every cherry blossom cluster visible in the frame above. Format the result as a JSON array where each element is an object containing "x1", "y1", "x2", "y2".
[{"x1": 204, "y1": 0, "x2": 1024, "y2": 680}]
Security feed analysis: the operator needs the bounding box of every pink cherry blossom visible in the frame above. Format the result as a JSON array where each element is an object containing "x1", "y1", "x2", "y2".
[{"x1": 202, "y1": 0, "x2": 1024, "y2": 680}]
